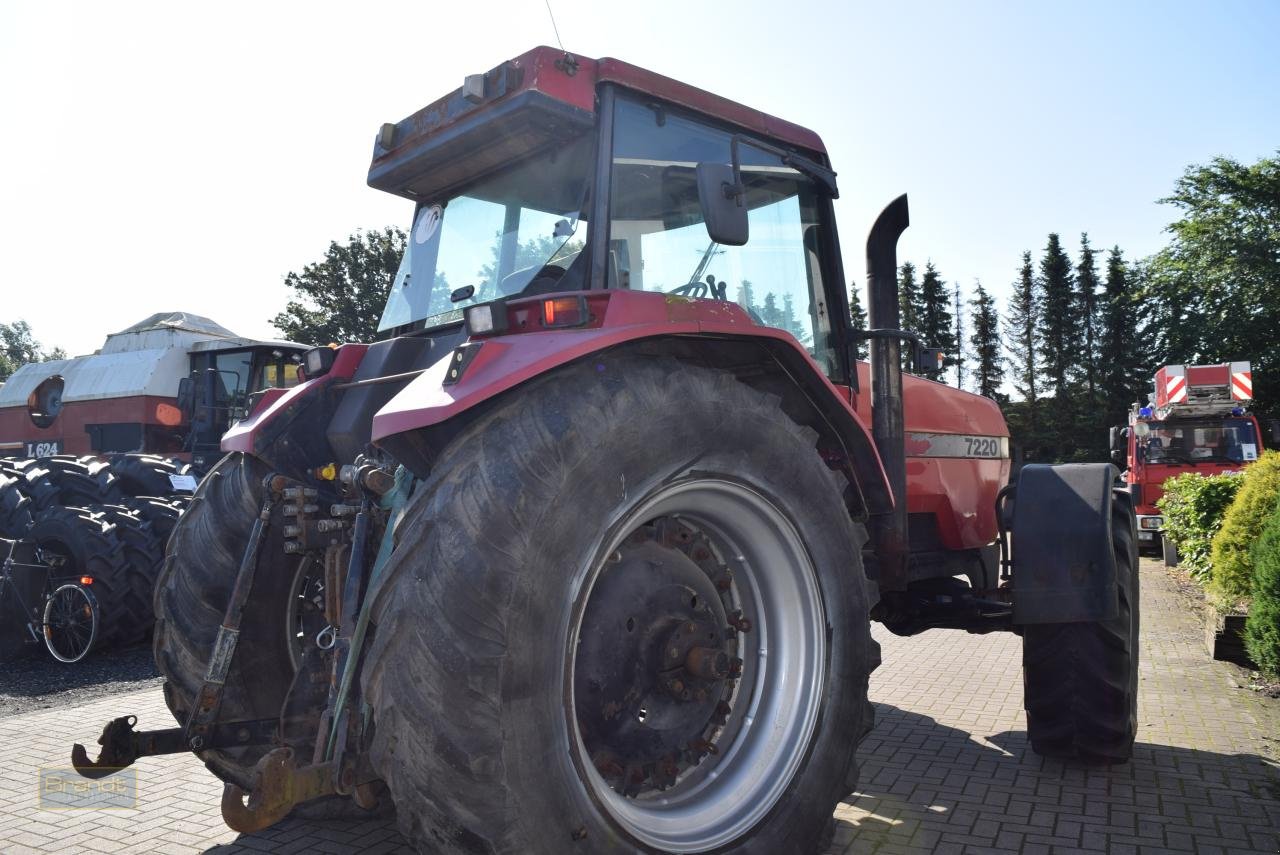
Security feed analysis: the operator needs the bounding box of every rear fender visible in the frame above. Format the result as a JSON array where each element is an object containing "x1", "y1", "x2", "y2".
[
  {"x1": 1011, "y1": 463, "x2": 1119, "y2": 624},
  {"x1": 221, "y1": 344, "x2": 369, "y2": 475},
  {"x1": 372, "y1": 290, "x2": 892, "y2": 516}
]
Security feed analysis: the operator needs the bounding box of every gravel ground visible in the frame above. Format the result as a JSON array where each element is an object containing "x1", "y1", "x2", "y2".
[{"x1": 0, "y1": 642, "x2": 162, "y2": 717}]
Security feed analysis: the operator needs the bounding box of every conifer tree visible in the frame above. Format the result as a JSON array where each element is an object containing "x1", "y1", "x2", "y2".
[
  {"x1": 918, "y1": 261, "x2": 955, "y2": 380},
  {"x1": 968, "y1": 281, "x2": 1003, "y2": 398},
  {"x1": 898, "y1": 261, "x2": 920, "y2": 333},
  {"x1": 1036, "y1": 233, "x2": 1079, "y2": 401},
  {"x1": 849, "y1": 283, "x2": 868, "y2": 359},
  {"x1": 1099, "y1": 247, "x2": 1142, "y2": 426},
  {"x1": 1076, "y1": 233, "x2": 1101, "y2": 400},
  {"x1": 953, "y1": 282, "x2": 966, "y2": 388},
  {"x1": 1005, "y1": 251, "x2": 1040, "y2": 412},
  {"x1": 736, "y1": 279, "x2": 756, "y2": 313}
]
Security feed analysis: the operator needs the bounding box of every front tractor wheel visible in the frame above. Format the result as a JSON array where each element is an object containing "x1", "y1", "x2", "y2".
[{"x1": 363, "y1": 357, "x2": 874, "y2": 855}]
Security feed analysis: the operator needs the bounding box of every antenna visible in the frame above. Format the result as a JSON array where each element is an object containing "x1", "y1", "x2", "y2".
[{"x1": 544, "y1": 0, "x2": 565, "y2": 52}]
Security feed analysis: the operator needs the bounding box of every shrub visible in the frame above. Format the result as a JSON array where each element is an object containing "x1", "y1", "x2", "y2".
[
  {"x1": 1245, "y1": 502, "x2": 1280, "y2": 678},
  {"x1": 1157, "y1": 471, "x2": 1243, "y2": 580},
  {"x1": 1210, "y1": 451, "x2": 1280, "y2": 609}
]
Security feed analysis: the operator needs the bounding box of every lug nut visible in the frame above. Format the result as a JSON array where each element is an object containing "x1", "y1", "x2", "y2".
[{"x1": 728, "y1": 657, "x2": 744, "y2": 678}]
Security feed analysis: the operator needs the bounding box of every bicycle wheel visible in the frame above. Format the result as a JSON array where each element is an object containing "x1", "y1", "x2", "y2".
[{"x1": 43, "y1": 583, "x2": 99, "y2": 663}]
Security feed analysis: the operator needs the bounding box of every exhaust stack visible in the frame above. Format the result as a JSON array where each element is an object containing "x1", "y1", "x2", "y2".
[{"x1": 865, "y1": 194, "x2": 910, "y2": 592}]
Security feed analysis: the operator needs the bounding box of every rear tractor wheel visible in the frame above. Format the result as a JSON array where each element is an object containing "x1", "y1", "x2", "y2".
[
  {"x1": 363, "y1": 356, "x2": 875, "y2": 854},
  {"x1": 153, "y1": 453, "x2": 327, "y2": 789},
  {"x1": 1022, "y1": 489, "x2": 1140, "y2": 763}
]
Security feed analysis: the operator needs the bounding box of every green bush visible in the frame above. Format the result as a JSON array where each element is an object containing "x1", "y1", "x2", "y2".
[
  {"x1": 1157, "y1": 471, "x2": 1243, "y2": 580},
  {"x1": 1245, "y1": 502, "x2": 1280, "y2": 678},
  {"x1": 1209, "y1": 451, "x2": 1280, "y2": 609}
]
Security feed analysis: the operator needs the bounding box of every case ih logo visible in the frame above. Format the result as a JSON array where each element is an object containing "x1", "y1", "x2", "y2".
[
  {"x1": 1232, "y1": 369, "x2": 1252, "y2": 400},
  {"x1": 1165, "y1": 374, "x2": 1188, "y2": 403}
]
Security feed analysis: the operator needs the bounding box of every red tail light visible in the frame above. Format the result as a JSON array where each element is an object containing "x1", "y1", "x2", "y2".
[{"x1": 543, "y1": 295, "x2": 588, "y2": 328}]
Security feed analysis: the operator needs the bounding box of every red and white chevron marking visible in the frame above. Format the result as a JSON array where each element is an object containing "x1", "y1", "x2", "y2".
[
  {"x1": 1232, "y1": 371, "x2": 1252, "y2": 400},
  {"x1": 1166, "y1": 374, "x2": 1187, "y2": 403}
]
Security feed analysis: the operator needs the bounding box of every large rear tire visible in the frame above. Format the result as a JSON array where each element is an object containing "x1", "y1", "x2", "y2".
[
  {"x1": 1022, "y1": 489, "x2": 1140, "y2": 762},
  {"x1": 153, "y1": 453, "x2": 308, "y2": 787},
  {"x1": 29, "y1": 507, "x2": 134, "y2": 649},
  {"x1": 0, "y1": 473, "x2": 35, "y2": 538},
  {"x1": 89, "y1": 504, "x2": 163, "y2": 646},
  {"x1": 362, "y1": 356, "x2": 874, "y2": 855}
]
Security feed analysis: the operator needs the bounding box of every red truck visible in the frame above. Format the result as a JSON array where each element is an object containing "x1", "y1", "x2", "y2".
[{"x1": 1112, "y1": 362, "x2": 1269, "y2": 560}]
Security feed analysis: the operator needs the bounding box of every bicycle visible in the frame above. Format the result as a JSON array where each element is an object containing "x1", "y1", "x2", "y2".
[{"x1": 1, "y1": 539, "x2": 100, "y2": 663}]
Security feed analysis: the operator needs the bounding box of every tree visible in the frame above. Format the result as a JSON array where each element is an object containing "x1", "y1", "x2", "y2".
[
  {"x1": 1141, "y1": 151, "x2": 1280, "y2": 416},
  {"x1": 272, "y1": 227, "x2": 406, "y2": 345},
  {"x1": 917, "y1": 261, "x2": 954, "y2": 380},
  {"x1": 1003, "y1": 252, "x2": 1043, "y2": 458},
  {"x1": 848, "y1": 283, "x2": 868, "y2": 359},
  {"x1": 968, "y1": 281, "x2": 1003, "y2": 399},
  {"x1": 1098, "y1": 247, "x2": 1143, "y2": 427},
  {"x1": 897, "y1": 261, "x2": 921, "y2": 333},
  {"x1": 736, "y1": 280, "x2": 757, "y2": 315},
  {"x1": 1036, "y1": 233, "x2": 1079, "y2": 402},
  {"x1": 952, "y1": 282, "x2": 966, "y2": 389},
  {"x1": 780, "y1": 293, "x2": 811, "y2": 345},
  {"x1": 1076, "y1": 233, "x2": 1101, "y2": 401},
  {"x1": 0, "y1": 320, "x2": 64, "y2": 382}
]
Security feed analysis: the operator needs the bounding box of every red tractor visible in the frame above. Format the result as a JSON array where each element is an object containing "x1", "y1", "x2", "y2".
[
  {"x1": 1112, "y1": 362, "x2": 1273, "y2": 563},
  {"x1": 73, "y1": 48, "x2": 1138, "y2": 854}
]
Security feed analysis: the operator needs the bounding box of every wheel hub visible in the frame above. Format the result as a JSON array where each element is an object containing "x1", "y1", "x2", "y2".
[{"x1": 573, "y1": 521, "x2": 741, "y2": 795}]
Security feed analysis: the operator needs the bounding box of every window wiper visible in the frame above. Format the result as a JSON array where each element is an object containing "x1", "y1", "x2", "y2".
[
  {"x1": 1190, "y1": 453, "x2": 1241, "y2": 464},
  {"x1": 688, "y1": 241, "x2": 720, "y2": 287}
]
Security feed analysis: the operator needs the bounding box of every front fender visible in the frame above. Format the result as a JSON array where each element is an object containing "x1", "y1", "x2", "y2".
[{"x1": 371, "y1": 290, "x2": 892, "y2": 513}]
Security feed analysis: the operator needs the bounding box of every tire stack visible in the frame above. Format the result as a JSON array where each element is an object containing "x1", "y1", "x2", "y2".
[{"x1": 0, "y1": 453, "x2": 197, "y2": 654}]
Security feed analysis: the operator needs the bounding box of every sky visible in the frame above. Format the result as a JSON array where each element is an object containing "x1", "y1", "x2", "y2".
[{"x1": 2, "y1": 0, "x2": 1278, "y2": 359}]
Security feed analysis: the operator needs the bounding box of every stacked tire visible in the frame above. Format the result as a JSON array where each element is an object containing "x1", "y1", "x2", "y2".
[{"x1": 0, "y1": 453, "x2": 198, "y2": 655}]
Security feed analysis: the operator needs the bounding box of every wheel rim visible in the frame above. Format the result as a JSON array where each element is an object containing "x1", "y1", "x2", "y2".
[
  {"x1": 44, "y1": 584, "x2": 98, "y2": 663},
  {"x1": 569, "y1": 478, "x2": 826, "y2": 852}
]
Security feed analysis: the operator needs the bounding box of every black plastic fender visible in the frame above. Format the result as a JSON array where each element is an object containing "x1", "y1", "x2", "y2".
[{"x1": 1011, "y1": 463, "x2": 1119, "y2": 624}]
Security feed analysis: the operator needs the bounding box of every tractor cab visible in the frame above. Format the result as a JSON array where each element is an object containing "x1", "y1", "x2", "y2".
[
  {"x1": 368, "y1": 46, "x2": 851, "y2": 382},
  {"x1": 182, "y1": 343, "x2": 304, "y2": 469}
]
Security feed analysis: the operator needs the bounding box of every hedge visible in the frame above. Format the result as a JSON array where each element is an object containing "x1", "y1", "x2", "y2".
[
  {"x1": 1209, "y1": 451, "x2": 1280, "y2": 609},
  {"x1": 1245, "y1": 501, "x2": 1280, "y2": 678},
  {"x1": 1157, "y1": 471, "x2": 1243, "y2": 581}
]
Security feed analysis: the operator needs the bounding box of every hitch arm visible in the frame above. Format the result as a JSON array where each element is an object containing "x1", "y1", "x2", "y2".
[{"x1": 71, "y1": 716, "x2": 278, "y2": 779}]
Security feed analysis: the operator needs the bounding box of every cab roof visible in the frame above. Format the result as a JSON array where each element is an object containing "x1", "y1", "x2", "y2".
[{"x1": 368, "y1": 47, "x2": 826, "y2": 201}]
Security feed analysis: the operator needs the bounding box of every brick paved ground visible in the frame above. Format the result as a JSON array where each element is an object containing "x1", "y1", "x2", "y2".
[{"x1": 1, "y1": 558, "x2": 1276, "y2": 854}]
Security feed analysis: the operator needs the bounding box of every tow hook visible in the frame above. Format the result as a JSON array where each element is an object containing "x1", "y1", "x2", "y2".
[
  {"x1": 220, "y1": 747, "x2": 382, "y2": 833},
  {"x1": 71, "y1": 715, "x2": 278, "y2": 779}
]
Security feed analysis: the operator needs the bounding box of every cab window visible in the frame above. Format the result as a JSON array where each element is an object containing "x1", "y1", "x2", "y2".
[{"x1": 607, "y1": 97, "x2": 837, "y2": 376}]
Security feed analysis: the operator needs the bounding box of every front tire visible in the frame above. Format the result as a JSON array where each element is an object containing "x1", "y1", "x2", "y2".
[
  {"x1": 363, "y1": 356, "x2": 874, "y2": 854},
  {"x1": 1022, "y1": 489, "x2": 1140, "y2": 762}
]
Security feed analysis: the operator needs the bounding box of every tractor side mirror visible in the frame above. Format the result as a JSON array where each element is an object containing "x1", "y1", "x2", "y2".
[
  {"x1": 695, "y1": 163, "x2": 748, "y2": 247},
  {"x1": 1109, "y1": 426, "x2": 1129, "y2": 453},
  {"x1": 176, "y1": 377, "x2": 194, "y2": 418},
  {"x1": 1270, "y1": 419, "x2": 1280, "y2": 444},
  {"x1": 1110, "y1": 448, "x2": 1125, "y2": 466}
]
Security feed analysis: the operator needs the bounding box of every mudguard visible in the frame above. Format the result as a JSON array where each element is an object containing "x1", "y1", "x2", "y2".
[
  {"x1": 370, "y1": 290, "x2": 892, "y2": 514},
  {"x1": 1011, "y1": 463, "x2": 1119, "y2": 624}
]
